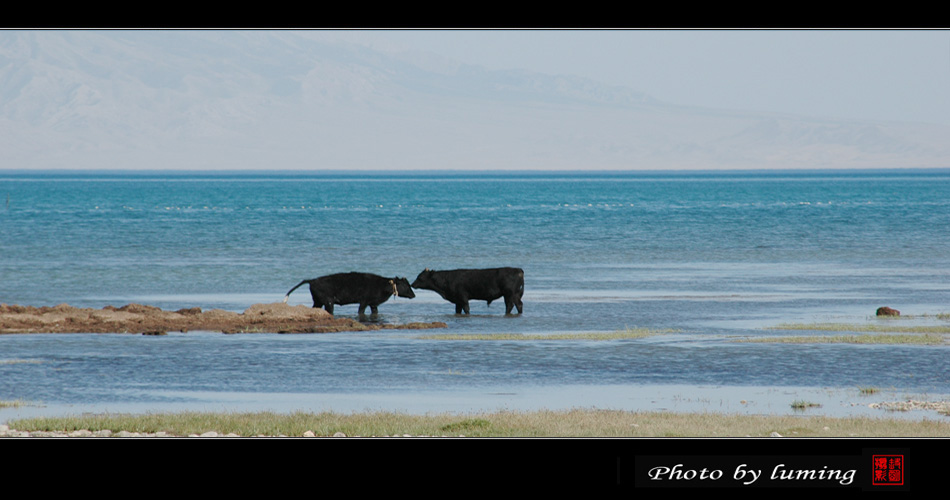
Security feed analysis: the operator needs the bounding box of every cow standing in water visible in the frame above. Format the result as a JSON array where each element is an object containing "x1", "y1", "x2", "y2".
[
  {"x1": 283, "y1": 272, "x2": 414, "y2": 316},
  {"x1": 411, "y1": 267, "x2": 524, "y2": 315}
]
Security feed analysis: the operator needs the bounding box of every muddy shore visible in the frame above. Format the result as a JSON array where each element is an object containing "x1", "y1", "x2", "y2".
[{"x1": 0, "y1": 302, "x2": 447, "y2": 334}]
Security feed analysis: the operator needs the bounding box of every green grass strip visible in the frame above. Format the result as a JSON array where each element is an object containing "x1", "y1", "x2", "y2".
[{"x1": 9, "y1": 408, "x2": 950, "y2": 437}]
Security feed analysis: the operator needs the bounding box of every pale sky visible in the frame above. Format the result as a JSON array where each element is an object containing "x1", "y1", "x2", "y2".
[
  {"x1": 4, "y1": 29, "x2": 949, "y2": 171},
  {"x1": 305, "y1": 29, "x2": 950, "y2": 126}
]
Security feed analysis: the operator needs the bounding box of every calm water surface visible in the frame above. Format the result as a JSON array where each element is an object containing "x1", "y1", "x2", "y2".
[{"x1": 2, "y1": 169, "x2": 949, "y2": 421}]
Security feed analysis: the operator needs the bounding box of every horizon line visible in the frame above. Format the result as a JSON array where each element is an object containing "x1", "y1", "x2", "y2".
[{"x1": 3, "y1": 166, "x2": 950, "y2": 175}]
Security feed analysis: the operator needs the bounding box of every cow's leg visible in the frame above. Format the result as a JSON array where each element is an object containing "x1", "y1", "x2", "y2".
[
  {"x1": 358, "y1": 303, "x2": 367, "y2": 316},
  {"x1": 370, "y1": 305, "x2": 379, "y2": 315},
  {"x1": 455, "y1": 303, "x2": 463, "y2": 314},
  {"x1": 325, "y1": 303, "x2": 334, "y2": 315},
  {"x1": 461, "y1": 300, "x2": 470, "y2": 315},
  {"x1": 504, "y1": 295, "x2": 514, "y2": 315}
]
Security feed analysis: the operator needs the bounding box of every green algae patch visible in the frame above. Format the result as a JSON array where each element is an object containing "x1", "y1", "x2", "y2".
[
  {"x1": 417, "y1": 327, "x2": 676, "y2": 341},
  {"x1": 740, "y1": 333, "x2": 946, "y2": 345},
  {"x1": 767, "y1": 322, "x2": 950, "y2": 334}
]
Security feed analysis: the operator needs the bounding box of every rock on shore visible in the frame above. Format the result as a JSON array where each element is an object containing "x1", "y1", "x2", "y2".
[{"x1": 876, "y1": 306, "x2": 901, "y2": 316}]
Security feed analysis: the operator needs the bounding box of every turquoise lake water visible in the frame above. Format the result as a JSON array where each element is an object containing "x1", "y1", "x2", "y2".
[{"x1": 2, "y1": 169, "x2": 949, "y2": 419}]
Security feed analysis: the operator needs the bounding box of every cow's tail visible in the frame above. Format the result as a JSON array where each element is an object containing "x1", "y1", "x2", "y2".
[{"x1": 283, "y1": 279, "x2": 311, "y2": 303}]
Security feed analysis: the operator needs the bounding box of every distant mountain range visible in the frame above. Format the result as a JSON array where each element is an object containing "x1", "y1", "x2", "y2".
[{"x1": 2, "y1": 30, "x2": 948, "y2": 171}]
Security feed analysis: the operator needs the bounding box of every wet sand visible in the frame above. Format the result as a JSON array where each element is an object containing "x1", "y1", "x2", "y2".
[{"x1": 0, "y1": 302, "x2": 447, "y2": 334}]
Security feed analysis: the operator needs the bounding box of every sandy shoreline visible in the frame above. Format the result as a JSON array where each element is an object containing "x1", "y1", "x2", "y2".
[{"x1": 0, "y1": 302, "x2": 447, "y2": 334}]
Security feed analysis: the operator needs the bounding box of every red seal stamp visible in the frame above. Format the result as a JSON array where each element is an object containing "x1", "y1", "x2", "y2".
[{"x1": 872, "y1": 455, "x2": 904, "y2": 486}]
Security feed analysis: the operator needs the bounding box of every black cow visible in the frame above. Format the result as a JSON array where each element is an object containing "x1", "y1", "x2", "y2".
[
  {"x1": 283, "y1": 272, "x2": 415, "y2": 316},
  {"x1": 411, "y1": 267, "x2": 524, "y2": 315}
]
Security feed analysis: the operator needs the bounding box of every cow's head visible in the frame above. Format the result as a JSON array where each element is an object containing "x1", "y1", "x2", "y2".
[
  {"x1": 391, "y1": 277, "x2": 415, "y2": 298},
  {"x1": 411, "y1": 268, "x2": 434, "y2": 290}
]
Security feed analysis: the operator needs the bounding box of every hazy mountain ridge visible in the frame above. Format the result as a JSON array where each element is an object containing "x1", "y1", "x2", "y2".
[{"x1": 1, "y1": 31, "x2": 947, "y2": 170}]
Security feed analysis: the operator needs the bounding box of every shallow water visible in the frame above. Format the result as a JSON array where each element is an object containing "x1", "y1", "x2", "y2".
[{"x1": 2, "y1": 169, "x2": 950, "y2": 422}]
